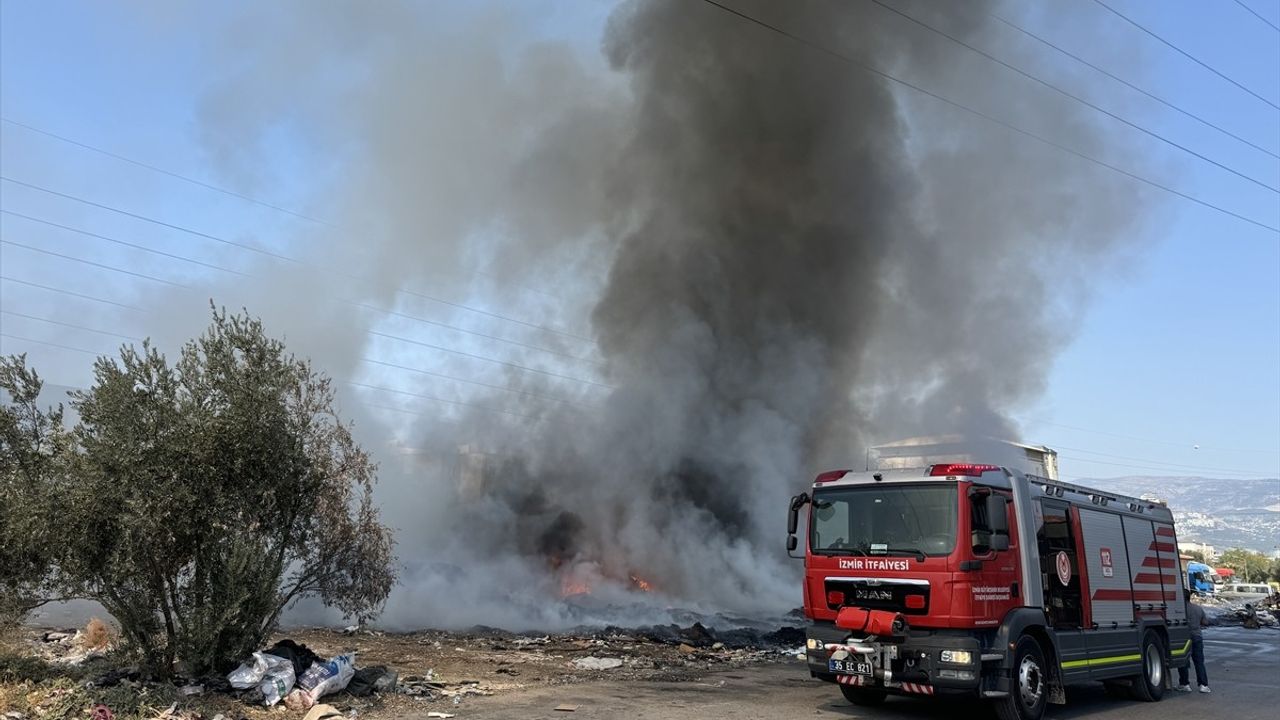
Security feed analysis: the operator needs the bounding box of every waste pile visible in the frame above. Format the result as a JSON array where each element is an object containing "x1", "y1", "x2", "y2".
[
  {"x1": 1194, "y1": 596, "x2": 1280, "y2": 629},
  {"x1": 4, "y1": 619, "x2": 806, "y2": 719}
]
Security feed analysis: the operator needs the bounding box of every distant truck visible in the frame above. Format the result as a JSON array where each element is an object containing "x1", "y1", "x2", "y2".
[
  {"x1": 787, "y1": 440, "x2": 1192, "y2": 720},
  {"x1": 1185, "y1": 561, "x2": 1218, "y2": 595}
]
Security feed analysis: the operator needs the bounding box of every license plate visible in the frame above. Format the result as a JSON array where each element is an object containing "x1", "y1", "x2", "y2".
[{"x1": 828, "y1": 659, "x2": 872, "y2": 675}]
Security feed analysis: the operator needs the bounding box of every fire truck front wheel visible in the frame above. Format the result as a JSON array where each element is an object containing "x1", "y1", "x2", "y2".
[
  {"x1": 839, "y1": 685, "x2": 887, "y2": 706},
  {"x1": 994, "y1": 635, "x2": 1048, "y2": 720},
  {"x1": 1130, "y1": 631, "x2": 1166, "y2": 702}
]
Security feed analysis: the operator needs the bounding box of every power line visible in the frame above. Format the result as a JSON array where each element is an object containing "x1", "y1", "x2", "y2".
[
  {"x1": 0, "y1": 311, "x2": 143, "y2": 342},
  {"x1": 695, "y1": 0, "x2": 1280, "y2": 233},
  {"x1": 988, "y1": 11, "x2": 1280, "y2": 160},
  {"x1": 1, "y1": 176, "x2": 294, "y2": 263},
  {"x1": 6, "y1": 269, "x2": 595, "y2": 403},
  {"x1": 347, "y1": 381, "x2": 535, "y2": 420},
  {"x1": 2, "y1": 117, "x2": 585, "y2": 308},
  {"x1": 1092, "y1": 0, "x2": 1280, "y2": 111},
  {"x1": 1233, "y1": 0, "x2": 1280, "y2": 33},
  {"x1": 873, "y1": 0, "x2": 1279, "y2": 193},
  {"x1": 2, "y1": 210, "x2": 599, "y2": 363},
  {"x1": 1, "y1": 117, "x2": 331, "y2": 225},
  {"x1": 367, "y1": 329, "x2": 613, "y2": 389},
  {"x1": 2, "y1": 210, "x2": 250, "y2": 276},
  {"x1": 1030, "y1": 418, "x2": 1280, "y2": 455},
  {"x1": 1, "y1": 239, "x2": 192, "y2": 288},
  {"x1": 361, "y1": 357, "x2": 588, "y2": 407},
  {"x1": 0, "y1": 275, "x2": 145, "y2": 312},
  {"x1": 1051, "y1": 444, "x2": 1276, "y2": 477},
  {"x1": 0, "y1": 332, "x2": 103, "y2": 357},
  {"x1": 1, "y1": 246, "x2": 610, "y2": 390},
  {"x1": 1058, "y1": 453, "x2": 1274, "y2": 478},
  {"x1": 0, "y1": 176, "x2": 596, "y2": 339},
  {"x1": 0, "y1": 330, "x2": 540, "y2": 422},
  {"x1": 353, "y1": 301, "x2": 599, "y2": 365}
]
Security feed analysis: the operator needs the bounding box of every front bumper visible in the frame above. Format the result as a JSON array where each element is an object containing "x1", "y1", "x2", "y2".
[{"x1": 805, "y1": 620, "x2": 986, "y2": 694}]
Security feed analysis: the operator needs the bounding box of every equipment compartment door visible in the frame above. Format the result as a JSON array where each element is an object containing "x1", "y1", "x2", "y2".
[{"x1": 1037, "y1": 500, "x2": 1083, "y2": 629}]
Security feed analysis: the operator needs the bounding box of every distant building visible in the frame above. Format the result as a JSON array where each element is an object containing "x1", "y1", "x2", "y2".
[{"x1": 1177, "y1": 540, "x2": 1217, "y2": 560}]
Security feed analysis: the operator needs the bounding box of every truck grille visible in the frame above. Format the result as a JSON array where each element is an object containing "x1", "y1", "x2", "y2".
[{"x1": 825, "y1": 578, "x2": 930, "y2": 615}]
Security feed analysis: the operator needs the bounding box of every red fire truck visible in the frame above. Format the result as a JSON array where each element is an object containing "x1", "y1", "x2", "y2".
[{"x1": 785, "y1": 462, "x2": 1193, "y2": 720}]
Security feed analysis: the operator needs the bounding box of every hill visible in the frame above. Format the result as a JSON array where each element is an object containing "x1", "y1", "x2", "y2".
[{"x1": 1081, "y1": 476, "x2": 1280, "y2": 554}]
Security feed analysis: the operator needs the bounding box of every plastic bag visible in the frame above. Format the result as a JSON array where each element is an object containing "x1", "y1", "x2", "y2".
[
  {"x1": 227, "y1": 652, "x2": 270, "y2": 689},
  {"x1": 259, "y1": 652, "x2": 296, "y2": 706},
  {"x1": 284, "y1": 688, "x2": 317, "y2": 711},
  {"x1": 298, "y1": 653, "x2": 356, "y2": 701}
]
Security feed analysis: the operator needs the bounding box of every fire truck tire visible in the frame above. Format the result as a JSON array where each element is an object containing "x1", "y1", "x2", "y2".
[
  {"x1": 1130, "y1": 631, "x2": 1166, "y2": 702},
  {"x1": 994, "y1": 635, "x2": 1048, "y2": 720},
  {"x1": 839, "y1": 685, "x2": 886, "y2": 706}
]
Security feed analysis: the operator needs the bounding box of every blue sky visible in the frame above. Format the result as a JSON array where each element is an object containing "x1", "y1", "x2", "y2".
[{"x1": 1, "y1": 0, "x2": 1277, "y2": 483}]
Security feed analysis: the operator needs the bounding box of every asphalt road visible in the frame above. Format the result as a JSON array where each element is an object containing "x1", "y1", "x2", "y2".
[{"x1": 415, "y1": 627, "x2": 1279, "y2": 720}]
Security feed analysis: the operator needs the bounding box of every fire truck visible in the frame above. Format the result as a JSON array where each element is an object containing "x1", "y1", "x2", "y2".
[{"x1": 785, "y1": 443, "x2": 1192, "y2": 720}]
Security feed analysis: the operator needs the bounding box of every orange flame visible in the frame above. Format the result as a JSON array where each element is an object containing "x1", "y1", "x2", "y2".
[
  {"x1": 630, "y1": 575, "x2": 654, "y2": 592},
  {"x1": 561, "y1": 579, "x2": 592, "y2": 597}
]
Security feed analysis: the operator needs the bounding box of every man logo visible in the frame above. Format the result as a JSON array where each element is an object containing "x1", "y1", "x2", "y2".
[{"x1": 854, "y1": 589, "x2": 893, "y2": 601}]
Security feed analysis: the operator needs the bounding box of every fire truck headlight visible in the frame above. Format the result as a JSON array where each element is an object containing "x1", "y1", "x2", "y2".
[
  {"x1": 940, "y1": 650, "x2": 973, "y2": 664},
  {"x1": 806, "y1": 638, "x2": 821, "y2": 650}
]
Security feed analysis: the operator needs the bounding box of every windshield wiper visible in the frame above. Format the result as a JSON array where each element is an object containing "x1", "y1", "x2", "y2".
[
  {"x1": 872, "y1": 547, "x2": 927, "y2": 562},
  {"x1": 813, "y1": 546, "x2": 867, "y2": 557}
]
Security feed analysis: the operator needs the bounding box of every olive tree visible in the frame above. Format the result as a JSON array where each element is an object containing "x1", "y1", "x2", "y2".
[
  {"x1": 57, "y1": 309, "x2": 395, "y2": 675},
  {"x1": 0, "y1": 356, "x2": 72, "y2": 625}
]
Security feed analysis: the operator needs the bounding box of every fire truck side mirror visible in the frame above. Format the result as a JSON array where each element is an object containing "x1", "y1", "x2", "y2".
[
  {"x1": 787, "y1": 492, "x2": 809, "y2": 535},
  {"x1": 787, "y1": 493, "x2": 809, "y2": 558},
  {"x1": 986, "y1": 494, "x2": 1010, "y2": 551}
]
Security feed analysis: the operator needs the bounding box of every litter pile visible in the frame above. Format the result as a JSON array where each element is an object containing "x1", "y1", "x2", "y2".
[
  {"x1": 4, "y1": 620, "x2": 805, "y2": 719},
  {"x1": 225, "y1": 639, "x2": 370, "y2": 709},
  {"x1": 27, "y1": 622, "x2": 114, "y2": 667},
  {"x1": 1195, "y1": 597, "x2": 1280, "y2": 629}
]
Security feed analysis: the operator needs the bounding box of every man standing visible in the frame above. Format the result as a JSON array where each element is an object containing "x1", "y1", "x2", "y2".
[{"x1": 1177, "y1": 589, "x2": 1210, "y2": 693}]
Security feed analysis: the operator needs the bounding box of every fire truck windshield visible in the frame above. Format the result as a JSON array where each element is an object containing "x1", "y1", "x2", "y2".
[{"x1": 809, "y1": 483, "x2": 957, "y2": 557}]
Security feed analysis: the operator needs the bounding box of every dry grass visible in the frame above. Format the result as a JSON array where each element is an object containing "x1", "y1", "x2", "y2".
[{"x1": 82, "y1": 618, "x2": 114, "y2": 651}]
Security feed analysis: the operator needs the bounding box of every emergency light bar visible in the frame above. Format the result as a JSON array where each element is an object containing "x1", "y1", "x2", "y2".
[{"x1": 927, "y1": 463, "x2": 1000, "y2": 477}]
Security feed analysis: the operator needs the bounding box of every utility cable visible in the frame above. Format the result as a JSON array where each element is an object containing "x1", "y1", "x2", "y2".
[
  {"x1": 989, "y1": 11, "x2": 1280, "y2": 160},
  {"x1": 1051, "y1": 444, "x2": 1276, "y2": 477},
  {"x1": 0, "y1": 176, "x2": 594, "y2": 339},
  {"x1": 0, "y1": 333, "x2": 103, "y2": 356},
  {"x1": 0, "y1": 331, "x2": 541, "y2": 421},
  {"x1": 0, "y1": 271, "x2": 599, "y2": 399},
  {"x1": 0, "y1": 117, "x2": 331, "y2": 225},
  {"x1": 0, "y1": 310, "x2": 143, "y2": 342},
  {"x1": 1233, "y1": 0, "x2": 1280, "y2": 33},
  {"x1": 1, "y1": 203, "x2": 599, "y2": 359},
  {"x1": 873, "y1": 0, "x2": 1279, "y2": 193},
  {"x1": 367, "y1": 329, "x2": 614, "y2": 389},
  {"x1": 1, "y1": 117, "x2": 583, "y2": 307},
  {"x1": 2, "y1": 210, "x2": 251, "y2": 276},
  {"x1": 694, "y1": 0, "x2": 1279, "y2": 233},
  {"x1": 1, "y1": 238, "x2": 192, "y2": 288},
  {"x1": 0, "y1": 275, "x2": 145, "y2": 312},
  {"x1": 1092, "y1": 0, "x2": 1280, "y2": 111}
]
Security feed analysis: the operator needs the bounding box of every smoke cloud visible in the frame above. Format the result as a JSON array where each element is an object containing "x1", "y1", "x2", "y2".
[{"x1": 134, "y1": 0, "x2": 1152, "y2": 630}]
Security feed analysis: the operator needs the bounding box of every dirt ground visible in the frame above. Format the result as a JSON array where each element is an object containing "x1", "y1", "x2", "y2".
[
  {"x1": 0, "y1": 623, "x2": 799, "y2": 719},
  {"x1": 406, "y1": 627, "x2": 1280, "y2": 720}
]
